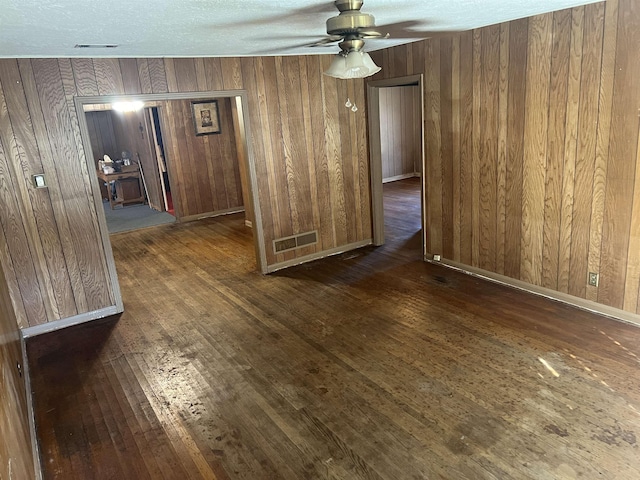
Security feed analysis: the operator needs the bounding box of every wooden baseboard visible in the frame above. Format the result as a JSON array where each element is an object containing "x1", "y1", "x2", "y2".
[
  {"x1": 21, "y1": 305, "x2": 122, "y2": 338},
  {"x1": 382, "y1": 173, "x2": 421, "y2": 184},
  {"x1": 21, "y1": 334, "x2": 43, "y2": 479},
  {"x1": 179, "y1": 207, "x2": 245, "y2": 224},
  {"x1": 429, "y1": 258, "x2": 640, "y2": 328},
  {"x1": 267, "y1": 240, "x2": 373, "y2": 273}
]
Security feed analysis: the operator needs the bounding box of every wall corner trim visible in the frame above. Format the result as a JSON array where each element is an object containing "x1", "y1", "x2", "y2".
[{"x1": 21, "y1": 306, "x2": 122, "y2": 338}]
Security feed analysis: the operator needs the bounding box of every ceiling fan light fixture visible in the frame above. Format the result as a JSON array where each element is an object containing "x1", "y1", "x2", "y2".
[
  {"x1": 325, "y1": 53, "x2": 348, "y2": 78},
  {"x1": 324, "y1": 50, "x2": 380, "y2": 79},
  {"x1": 361, "y1": 51, "x2": 382, "y2": 75}
]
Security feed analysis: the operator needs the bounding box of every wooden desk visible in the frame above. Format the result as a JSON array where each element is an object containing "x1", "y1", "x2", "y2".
[{"x1": 97, "y1": 166, "x2": 145, "y2": 209}]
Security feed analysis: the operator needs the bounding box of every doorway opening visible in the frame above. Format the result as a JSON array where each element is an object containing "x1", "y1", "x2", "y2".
[
  {"x1": 76, "y1": 91, "x2": 268, "y2": 308},
  {"x1": 367, "y1": 75, "x2": 426, "y2": 258},
  {"x1": 84, "y1": 102, "x2": 176, "y2": 234}
]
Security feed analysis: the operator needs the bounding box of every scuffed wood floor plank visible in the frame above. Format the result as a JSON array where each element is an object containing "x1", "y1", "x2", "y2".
[{"x1": 28, "y1": 179, "x2": 640, "y2": 479}]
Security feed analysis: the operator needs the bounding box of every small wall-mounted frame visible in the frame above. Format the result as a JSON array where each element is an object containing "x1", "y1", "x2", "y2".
[
  {"x1": 32, "y1": 174, "x2": 47, "y2": 188},
  {"x1": 191, "y1": 100, "x2": 221, "y2": 136}
]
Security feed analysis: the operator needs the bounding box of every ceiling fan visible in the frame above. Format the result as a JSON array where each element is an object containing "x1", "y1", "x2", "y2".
[
  {"x1": 314, "y1": 0, "x2": 389, "y2": 47},
  {"x1": 316, "y1": 0, "x2": 449, "y2": 79},
  {"x1": 319, "y1": 0, "x2": 391, "y2": 79}
]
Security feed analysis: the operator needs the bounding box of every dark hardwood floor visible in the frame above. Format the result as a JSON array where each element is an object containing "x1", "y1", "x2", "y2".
[{"x1": 28, "y1": 178, "x2": 640, "y2": 479}]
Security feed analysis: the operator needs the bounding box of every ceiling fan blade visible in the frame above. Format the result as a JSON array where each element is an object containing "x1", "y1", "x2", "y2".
[
  {"x1": 309, "y1": 36, "x2": 343, "y2": 47},
  {"x1": 215, "y1": 4, "x2": 337, "y2": 29},
  {"x1": 369, "y1": 20, "x2": 461, "y2": 40},
  {"x1": 355, "y1": 29, "x2": 386, "y2": 38}
]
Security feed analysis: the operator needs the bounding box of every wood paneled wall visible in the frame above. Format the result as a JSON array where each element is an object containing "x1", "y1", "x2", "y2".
[
  {"x1": 0, "y1": 55, "x2": 371, "y2": 328},
  {"x1": 110, "y1": 109, "x2": 164, "y2": 211},
  {"x1": 0, "y1": 59, "x2": 115, "y2": 328},
  {"x1": 160, "y1": 98, "x2": 243, "y2": 220},
  {"x1": 85, "y1": 111, "x2": 117, "y2": 166},
  {"x1": 379, "y1": 85, "x2": 422, "y2": 181},
  {"x1": 372, "y1": 0, "x2": 640, "y2": 314},
  {"x1": 0, "y1": 254, "x2": 35, "y2": 478}
]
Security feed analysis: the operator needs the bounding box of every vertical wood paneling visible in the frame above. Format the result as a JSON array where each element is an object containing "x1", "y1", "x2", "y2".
[
  {"x1": 321, "y1": 69, "x2": 348, "y2": 248},
  {"x1": 0, "y1": 50, "x2": 371, "y2": 327},
  {"x1": 599, "y1": 0, "x2": 640, "y2": 308},
  {"x1": 378, "y1": 0, "x2": 640, "y2": 315},
  {"x1": 93, "y1": 59, "x2": 125, "y2": 95},
  {"x1": 136, "y1": 59, "x2": 153, "y2": 94},
  {"x1": 297, "y1": 57, "x2": 320, "y2": 255},
  {"x1": 521, "y1": 14, "x2": 552, "y2": 287},
  {"x1": 0, "y1": 61, "x2": 65, "y2": 323},
  {"x1": 626, "y1": 124, "x2": 640, "y2": 313},
  {"x1": 542, "y1": 10, "x2": 571, "y2": 291},
  {"x1": 452, "y1": 36, "x2": 462, "y2": 262},
  {"x1": 0, "y1": 251, "x2": 35, "y2": 480},
  {"x1": 591, "y1": 0, "x2": 618, "y2": 302},
  {"x1": 308, "y1": 57, "x2": 333, "y2": 251},
  {"x1": 496, "y1": 24, "x2": 509, "y2": 275},
  {"x1": 479, "y1": 26, "x2": 500, "y2": 272},
  {"x1": 18, "y1": 59, "x2": 91, "y2": 315},
  {"x1": 0, "y1": 127, "x2": 45, "y2": 327},
  {"x1": 379, "y1": 86, "x2": 421, "y2": 180},
  {"x1": 31, "y1": 59, "x2": 113, "y2": 311},
  {"x1": 440, "y1": 38, "x2": 454, "y2": 260},
  {"x1": 426, "y1": 39, "x2": 442, "y2": 254},
  {"x1": 568, "y1": 3, "x2": 605, "y2": 298},
  {"x1": 70, "y1": 59, "x2": 99, "y2": 96},
  {"x1": 119, "y1": 58, "x2": 143, "y2": 94},
  {"x1": 558, "y1": 8, "x2": 584, "y2": 293},
  {"x1": 471, "y1": 30, "x2": 481, "y2": 266},
  {"x1": 159, "y1": 98, "x2": 242, "y2": 219},
  {"x1": 458, "y1": 31, "x2": 474, "y2": 265},
  {"x1": 504, "y1": 19, "x2": 528, "y2": 280},
  {"x1": 109, "y1": 109, "x2": 164, "y2": 211},
  {"x1": 147, "y1": 59, "x2": 168, "y2": 94}
]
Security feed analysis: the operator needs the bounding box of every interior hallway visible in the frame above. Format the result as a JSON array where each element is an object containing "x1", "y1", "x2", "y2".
[{"x1": 27, "y1": 178, "x2": 640, "y2": 479}]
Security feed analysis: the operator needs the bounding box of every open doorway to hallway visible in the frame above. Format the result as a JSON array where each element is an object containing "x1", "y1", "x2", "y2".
[
  {"x1": 83, "y1": 95, "x2": 251, "y2": 236},
  {"x1": 368, "y1": 74, "x2": 425, "y2": 257}
]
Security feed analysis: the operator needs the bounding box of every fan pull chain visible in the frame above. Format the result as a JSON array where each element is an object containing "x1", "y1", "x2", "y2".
[{"x1": 345, "y1": 98, "x2": 358, "y2": 112}]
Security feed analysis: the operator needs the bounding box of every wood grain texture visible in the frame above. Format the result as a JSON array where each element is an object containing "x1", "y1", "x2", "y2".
[
  {"x1": 504, "y1": 19, "x2": 528, "y2": 280},
  {"x1": 568, "y1": 3, "x2": 605, "y2": 299},
  {"x1": 426, "y1": 39, "x2": 443, "y2": 255},
  {"x1": 558, "y1": 7, "x2": 584, "y2": 294},
  {"x1": 376, "y1": 0, "x2": 640, "y2": 315},
  {"x1": 542, "y1": 10, "x2": 571, "y2": 291},
  {"x1": 28, "y1": 201, "x2": 640, "y2": 479},
  {"x1": 378, "y1": 86, "x2": 421, "y2": 181},
  {"x1": 479, "y1": 25, "x2": 500, "y2": 272},
  {"x1": 599, "y1": 0, "x2": 640, "y2": 309},
  {"x1": 109, "y1": 108, "x2": 164, "y2": 211},
  {"x1": 0, "y1": 250, "x2": 35, "y2": 480},
  {"x1": 0, "y1": 52, "x2": 371, "y2": 327},
  {"x1": 521, "y1": 14, "x2": 552, "y2": 287}
]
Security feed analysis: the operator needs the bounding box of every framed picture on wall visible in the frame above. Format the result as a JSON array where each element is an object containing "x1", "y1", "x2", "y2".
[{"x1": 191, "y1": 100, "x2": 221, "y2": 135}]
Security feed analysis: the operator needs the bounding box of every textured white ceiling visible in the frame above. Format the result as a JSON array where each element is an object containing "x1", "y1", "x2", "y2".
[{"x1": 0, "y1": 0, "x2": 601, "y2": 58}]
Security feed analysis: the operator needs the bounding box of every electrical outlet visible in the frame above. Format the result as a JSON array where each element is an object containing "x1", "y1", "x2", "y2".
[
  {"x1": 433, "y1": 254, "x2": 441, "y2": 261},
  {"x1": 588, "y1": 272, "x2": 599, "y2": 287}
]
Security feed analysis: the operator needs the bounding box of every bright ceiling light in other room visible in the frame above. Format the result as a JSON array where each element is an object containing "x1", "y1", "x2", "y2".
[
  {"x1": 112, "y1": 101, "x2": 144, "y2": 112},
  {"x1": 324, "y1": 37, "x2": 381, "y2": 79}
]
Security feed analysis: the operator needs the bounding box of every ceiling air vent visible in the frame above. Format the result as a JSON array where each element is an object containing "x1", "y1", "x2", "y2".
[
  {"x1": 273, "y1": 231, "x2": 318, "y2": 254},
  {"x1": 74, "y1": 44, "x2": 119, "y2": 49}
]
